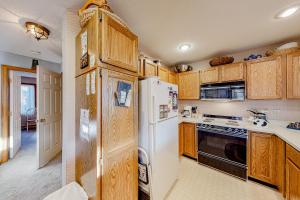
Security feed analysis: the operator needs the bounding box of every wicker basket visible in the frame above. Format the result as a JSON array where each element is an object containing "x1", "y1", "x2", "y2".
[
  {"x1": 79, "y1": 7, "x2": 128, "y2": 28},
  {"x1": 209, "y1": 56, "x2": 234, "y2": 67},
  {"x1": 265, "y1": 47, "x2": 300, "y2": 57}
]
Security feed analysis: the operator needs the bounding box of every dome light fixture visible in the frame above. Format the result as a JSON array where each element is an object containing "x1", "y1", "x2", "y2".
[
  {"x1": 178, "y1": 43, "x2": 192, "y2": 52},
  {"x1": 25, "y1": 22, "x2": 50, "y2": 41},
  {"x1": 276, "y1": 6, "x2": 299, "y2": 18}
]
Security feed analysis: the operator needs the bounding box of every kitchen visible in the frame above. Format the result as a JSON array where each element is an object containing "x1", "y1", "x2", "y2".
[{"x1": 46, "y1": 0, "x2": 300, "y2": 200}]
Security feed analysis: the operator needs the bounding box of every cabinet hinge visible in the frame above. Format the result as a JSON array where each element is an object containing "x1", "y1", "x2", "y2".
[
  {"x1": 99, "y1": 69, "x2": 102, "y2": 77},
  {"x1": 99, "y1": 16, "x2": 102, "y2": 22}
]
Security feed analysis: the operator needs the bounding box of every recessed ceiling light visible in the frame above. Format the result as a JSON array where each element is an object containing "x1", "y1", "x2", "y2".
[
  {"x1": 178, "y1": 43, "x2": 192, "y2": 52},
  {"x1": 31, "y1": 50, "x2": 41, "y2": 55},
  {"x1": 276, "y1": 6, "x2": 299, "y2": 18}
]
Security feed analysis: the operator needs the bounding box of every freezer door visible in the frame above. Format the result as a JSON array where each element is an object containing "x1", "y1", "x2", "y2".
[{"x1": 151, "y1": 80, "x2": 178, "y2": 122}]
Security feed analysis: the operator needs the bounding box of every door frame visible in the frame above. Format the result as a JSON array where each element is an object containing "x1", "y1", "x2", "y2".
[{"x1": 0, "y1": 65, "x2": 36, "y2": 164}]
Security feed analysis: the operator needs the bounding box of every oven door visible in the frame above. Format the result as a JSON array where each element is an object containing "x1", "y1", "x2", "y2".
[{"x1": 198, "y1": 129, "x2": 247, "y2": 165}]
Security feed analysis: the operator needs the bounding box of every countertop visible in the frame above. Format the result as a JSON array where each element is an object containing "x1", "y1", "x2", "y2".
[{"x1": 179, "y1": 116, "x2": 300, "y2": 152}]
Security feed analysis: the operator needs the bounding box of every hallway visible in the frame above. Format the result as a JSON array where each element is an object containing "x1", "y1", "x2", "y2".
[{"x1": 0, "y1": 131, "x2": 62, "y2": 200}]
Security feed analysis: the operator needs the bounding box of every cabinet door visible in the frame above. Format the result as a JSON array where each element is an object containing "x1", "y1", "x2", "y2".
[
  {"x1": 144, "y1": 60, "x2": 157, "y2": 77},
  {"x1": 169, "y1": 72, "x2": 177, "y2": 85},
  {"x1": 287, "y1": 52, "x2": 300, "y2": 99},
  {"x1": 200, "y1": 68, "x2": 219, "y2": 84},
  {"x1": 183, "y1": 123, "x2": 197, "y2": 159},
  {"x1": 101, "y1": 13, "x2": 138, "y2": 72},
  {"x1": 101, "y1": 69, "x2": 138, "y2": 200},
  {"x1": 249, "y1": 132, "x2": 276, "y2": 184},
  {"x1": 247, "y1": 56, "x2": 283, "y2": 99},
  {"x1": 286, "y1": 160, "x2": 300, "y2": 200},
  {"x1": 158, "y1": 66, "x2": 169, "y2": 82},
  {"x1": 220, "y1": 63, "x2": 245, "y2": 82},
  {"x1": 178, "y1": 71, "x2": 200, "y2": 100}
]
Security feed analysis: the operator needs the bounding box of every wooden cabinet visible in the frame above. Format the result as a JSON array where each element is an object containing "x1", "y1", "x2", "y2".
[
  {"x1": 143, "y1": 59, "x2": 158, "y2": 77},
  {"x1": 178, "y1": 71, "x2": 200, "y2": 100},
  {"x1": 168, "y1": 71, "x2": 177, "y2": 85},
  {"x1": 158, "y1": 66, "x2": 169, "y2": 82},
  {"x1": 248, "y1": 132, "x2": 276, "y2": 185},
  {"x1": 76, "y1": 9, "x2": 139, "y2": 76},
  {"x1": 287, "y1": 52, "x2": 300, "y2": 99},
  {"x1": 286, "y1": 144, "x2": 300, "y2": 200},
  {"x1": 200, "y1": 68, "x2": 219, "y2": 84},
  {"x1": 220, "y1": 63, "x2": 245, "y2": 82},
  {"x1": 180, "y1": 123, "x2": 197, "y2": 159},
  {"x1": 101, "y1": 13, "x2": 138, "y2": 72},
  {"x1": 247, "y1": 56, "x2": 283, "y2": 99}
]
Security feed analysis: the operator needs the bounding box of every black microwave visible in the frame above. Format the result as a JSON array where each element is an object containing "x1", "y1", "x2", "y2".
[{"x1": 200, "y1": 81, "x2": 245, "y2": 101}]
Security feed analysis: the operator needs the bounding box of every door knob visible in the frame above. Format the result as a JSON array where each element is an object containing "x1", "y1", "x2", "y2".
[{"x1": 39, "y1": 118, "x2": 46, "y2": 123}]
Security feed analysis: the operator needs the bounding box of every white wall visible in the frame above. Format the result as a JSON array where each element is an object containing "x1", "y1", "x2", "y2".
[
  {"x1": 61, "y1": 11, "x2": 80, "y2": 185},
  {"x1": 0, "y1": 51, "x2": 61, "y2": 73}
]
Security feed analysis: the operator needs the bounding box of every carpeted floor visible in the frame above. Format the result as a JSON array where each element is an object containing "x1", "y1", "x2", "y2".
[{"x1": 0, "y1": 130, "x2": 62, "y2": 200}]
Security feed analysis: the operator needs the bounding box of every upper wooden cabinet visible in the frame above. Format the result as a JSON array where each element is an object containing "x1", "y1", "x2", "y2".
[
  {"x1": 200, "y1": 68, "x2": 219, "y2": 84},
  {"x1": 248, "y1": 132, "x2": 277, "y2": 185},
  {"x1": 76, "y1": 10, "x2": 138, "y2": 77},
  {"x1": 158, "y1": 66, "x2": 169, "y2": 82},
  {"x1": 101, "y1": 13, "x2": 138, "y2": 72},
  {"x1": 178, "y1": 71, "x2": 200, "y2": 100},
  {"x1": 287, "y1": 52, "x2": 300, "y2": 99},
  {"x1": 247, "y1": 56, "x2": 283, "y2": 99},
  {"x1": 220, "y1": 63, "x2": 245, "y2": 82},
  {"x1": 286, "y1": 144, "x2": 300, "y2": 200},
  {"x1": 168, "y1": 72, "x2": 177, "y2": 85},
  {"x1": 143, "y1": 59, "x2": 158, "y2": 77}
]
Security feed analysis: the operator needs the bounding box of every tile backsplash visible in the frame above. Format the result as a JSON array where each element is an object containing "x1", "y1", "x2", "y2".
[{"x1": 179, "y1": 100, "x2": 300, "y2": 122}]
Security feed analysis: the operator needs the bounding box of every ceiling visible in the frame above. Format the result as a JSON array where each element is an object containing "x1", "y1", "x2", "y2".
[
  {"x1": 0, "y1": 0, "x2": 83, "y2": 63},
  {"x1": 0, "y1": 0, "x2": 300, "y2": 65},
  {"x1": 109, "y1": 0, "x2": 300, "y2": 65}
]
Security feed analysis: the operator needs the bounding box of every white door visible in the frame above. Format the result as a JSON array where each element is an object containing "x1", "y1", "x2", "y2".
[
  {"x1": 9, "y1": 71, "x2": 22, "y2": 159},
  {"x1": 37, "y1": 67, "x2": 62, "y2": 168}
]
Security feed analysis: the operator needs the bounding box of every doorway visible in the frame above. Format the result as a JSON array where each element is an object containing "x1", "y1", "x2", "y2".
[{"x1": 9, "y1": 71, "x2": 37, "y2": 160}]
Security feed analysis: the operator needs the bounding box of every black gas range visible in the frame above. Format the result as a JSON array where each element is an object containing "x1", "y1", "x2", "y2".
[{"x1": 197, "y1": 115, "x2": 248, "y2": 180}]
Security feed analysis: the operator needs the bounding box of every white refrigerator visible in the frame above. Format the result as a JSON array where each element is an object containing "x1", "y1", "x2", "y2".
[{"x1": 139, "y1": 77, "x2": 179, "y2": 200}]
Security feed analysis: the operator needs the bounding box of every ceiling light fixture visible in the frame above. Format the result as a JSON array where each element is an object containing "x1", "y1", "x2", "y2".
[
  {"x1": 276, "y1": 6, "x2": 299, "y2": 18},
  {"x1": 25, "y1": 22, "x2": 50, "y2": 41},
  {"x1": 178, "y1": 43, "x2": 192, "y2": 52}
]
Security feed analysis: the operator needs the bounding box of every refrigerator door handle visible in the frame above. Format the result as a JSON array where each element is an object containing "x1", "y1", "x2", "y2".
[{"x1": 150, "y1": 95, "x2": 156, "y2": 125}]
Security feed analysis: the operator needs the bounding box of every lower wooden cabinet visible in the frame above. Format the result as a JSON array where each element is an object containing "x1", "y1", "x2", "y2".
[
  {"x1": 179, "y1": 123, "x2": 197, "y2": 159},
  {"x1": 248, "y1": 132, "x2": 285, "y2": 191},
  {"x1": 286, "y1": 144, "x2": 300, "y2": 200}
]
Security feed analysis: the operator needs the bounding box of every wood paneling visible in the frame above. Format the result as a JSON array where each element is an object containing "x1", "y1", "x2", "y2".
[
  {"x1": 178, "y1": 71, "x2": 200, "y2": 100},
  {"x1": 101, "y1": 13, "x2": 138, "y2": 72},
  {"x1": 220, "y1": 63, "x2": 245, "y2": 82},
  {"x1": 249, "y1": 132, "x2": 276, "y2": 185},
  {"x1": 158, "y1": 66, "x2": 169, "y2": 82},
  {"x1": 101, "y1": 69, "x2": 138, "y2": 200},
  {"x1": 76, "y1": 10, "x2": 99, "y2": 77},
  {"x1": 168, "y1": 71, "x2": 177, "y2": 85},
  {"x1": 287, "y1": 51, "x2": 300, "y2": 99},
  {"x1": 247, "y1": 56, "x2": 283, "y2": 99},
  {"x1": 200, "y1": 68, "x2": 219, "y2": 84},
  {"x1": 75, "y1": 69, "x2": 100, "y2": 200},
  {"x1": 182, "y1": 123, "x2": 197, "y2": 159},
  {"x1": 143, "y1": 59, "x2": 157, "y2": 77},
  {"x1": 1, "y1": 65, "x2": 36, "y2": 164}
]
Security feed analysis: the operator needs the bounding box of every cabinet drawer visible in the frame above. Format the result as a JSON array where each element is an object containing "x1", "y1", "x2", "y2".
[{"x1": 287, "y1": 144, "x2": 300, "y2": 168}]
